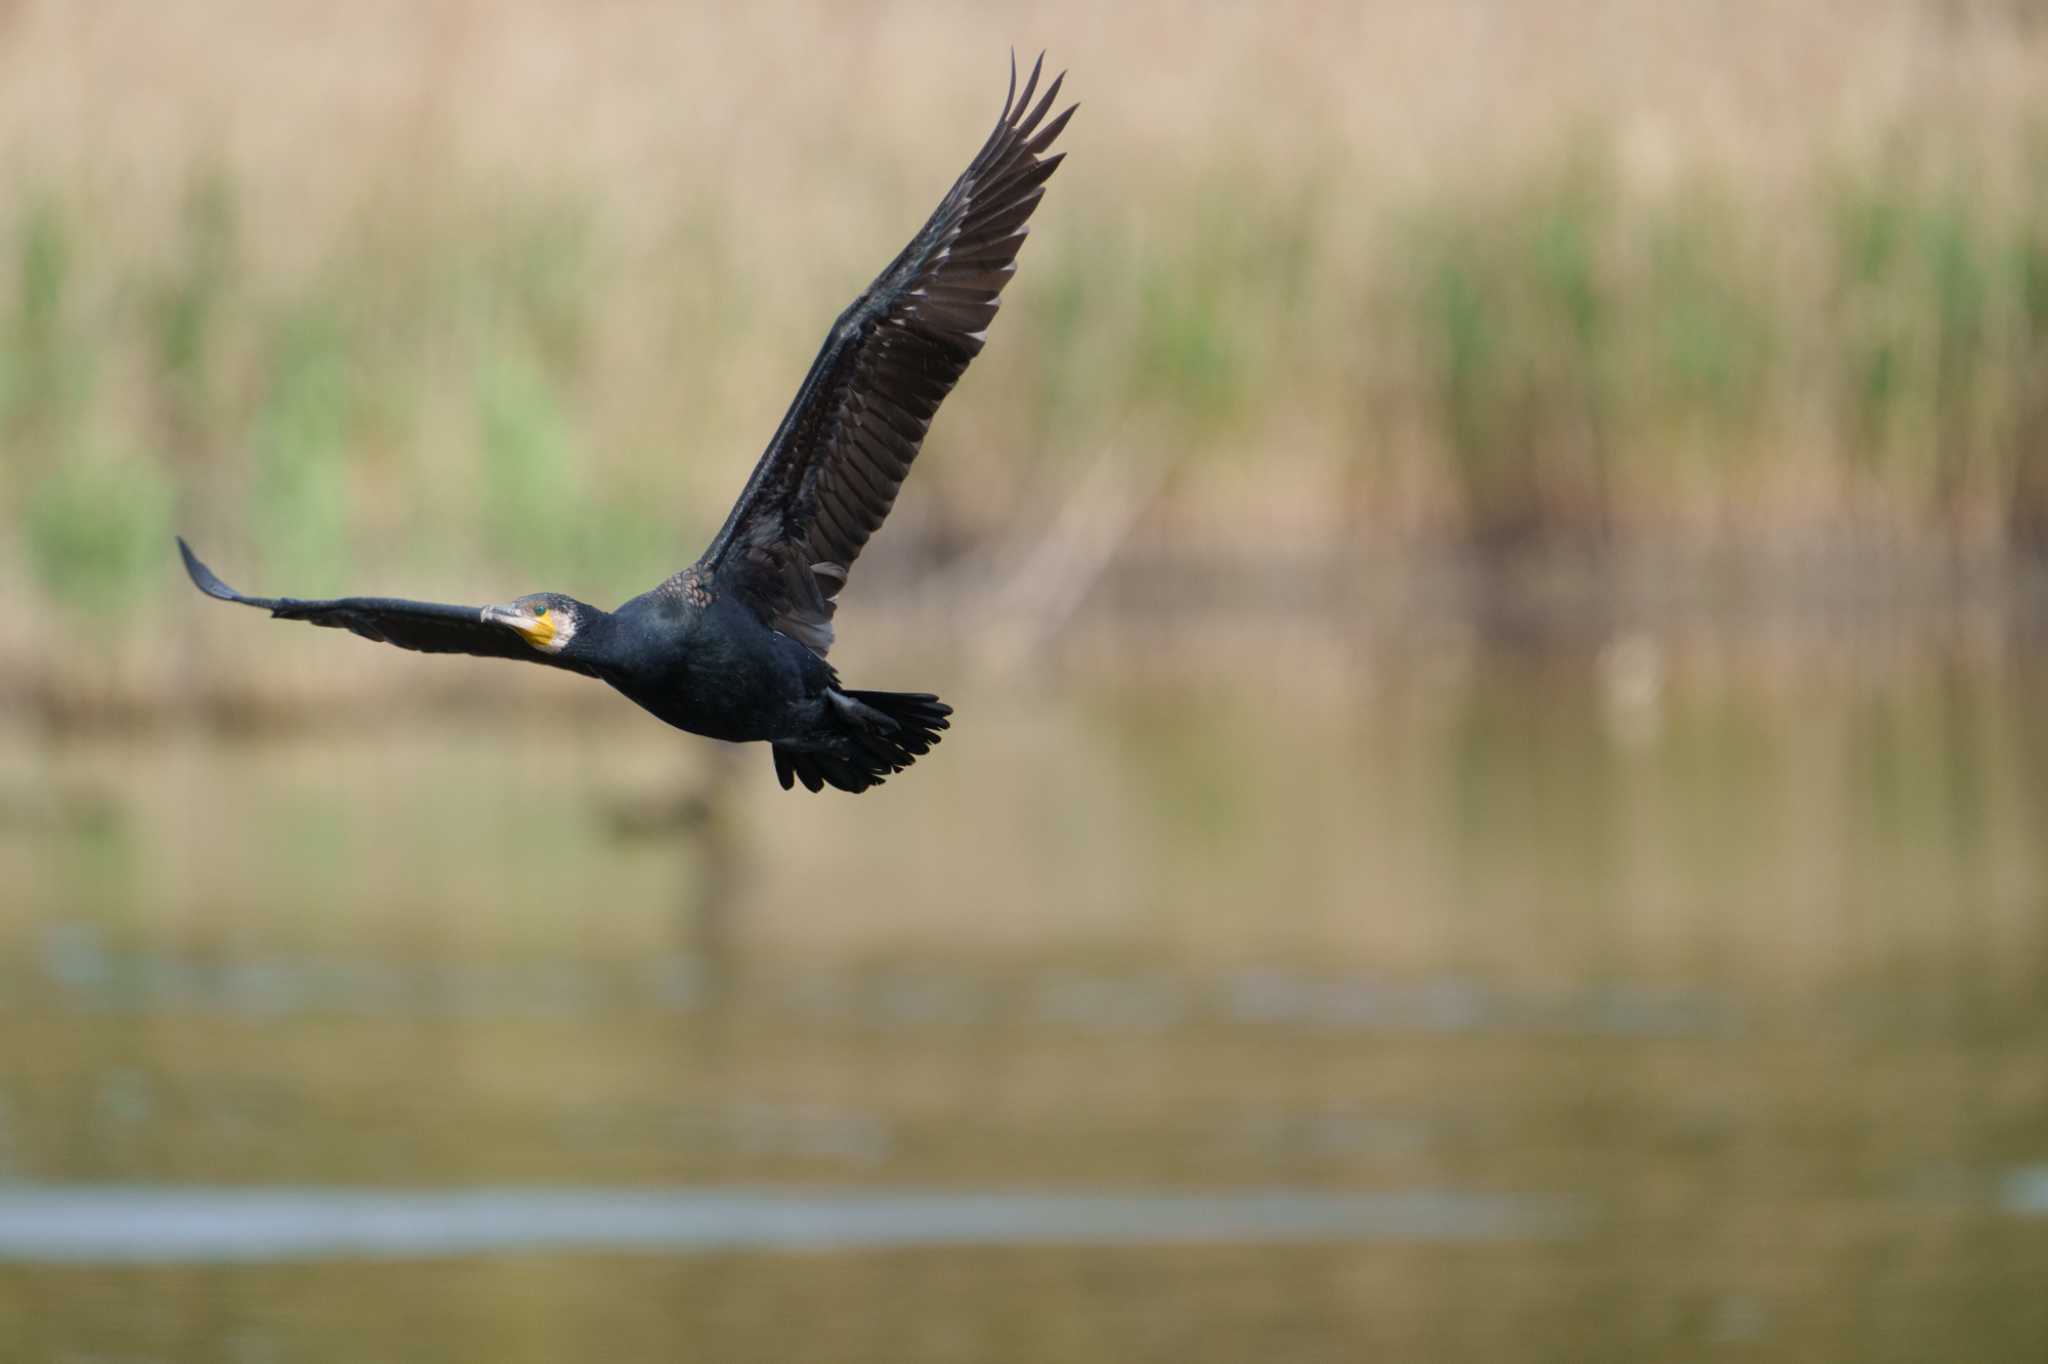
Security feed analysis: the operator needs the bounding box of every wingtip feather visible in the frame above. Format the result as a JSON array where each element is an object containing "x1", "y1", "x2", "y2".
[
  {"x1": 1011, "y1": 52, "x2": 1044, "y2": 127},
  {"x1": 1027, "y1": 105, "x2": 1077, "y2": 157},
  {"x1": 177, "y1": 536, "x2": 242, "y2": 603},
  {"x1": 1018, "y1": 71, "x2": 1065, "y2": 138}
]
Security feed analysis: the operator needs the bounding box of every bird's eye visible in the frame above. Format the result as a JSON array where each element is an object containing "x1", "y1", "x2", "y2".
[{"x1": 534, "y1": 605, "x2": 549, "y2": 618}]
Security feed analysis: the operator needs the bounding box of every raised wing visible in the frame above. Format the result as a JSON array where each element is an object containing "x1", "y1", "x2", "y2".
[
  {"x1": 178, "y1": 538, "x2": 585, "y2": 671},
  {"x1": 694, "y1": 54, "x2": 1074, "y2": 654}
]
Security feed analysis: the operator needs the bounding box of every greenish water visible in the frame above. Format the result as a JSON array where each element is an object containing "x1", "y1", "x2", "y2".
[{"x1": 0, "y1": 631, "x2": 2045, "y2": 1361}]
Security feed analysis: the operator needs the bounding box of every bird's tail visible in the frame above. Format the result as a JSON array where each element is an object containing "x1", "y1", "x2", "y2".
[{"x1": 773, "y1": 690, "x2": 952, "y2": 794}]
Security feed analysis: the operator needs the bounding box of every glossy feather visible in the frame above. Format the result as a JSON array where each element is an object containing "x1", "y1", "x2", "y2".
[{"x1": 696, "y1": 53, "x2": 1076, "y2": 655}]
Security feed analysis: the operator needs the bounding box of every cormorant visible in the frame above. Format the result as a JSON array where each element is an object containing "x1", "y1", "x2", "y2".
[{"x1": 178, "y1": 56, "x2": 1073, "y2": 793}]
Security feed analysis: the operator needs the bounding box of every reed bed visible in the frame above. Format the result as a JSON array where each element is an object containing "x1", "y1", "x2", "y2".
[{"x1": 0, "y1": 0, "x2": 2044, "y2": 648}]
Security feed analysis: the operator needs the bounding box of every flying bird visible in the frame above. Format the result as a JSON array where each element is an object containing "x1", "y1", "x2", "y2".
[{"x1": 179, "y1": 56, "x2": 1073, "y2": 793}]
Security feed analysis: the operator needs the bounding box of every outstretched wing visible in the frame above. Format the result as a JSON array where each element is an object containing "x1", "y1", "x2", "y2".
[
  {"x1": 178, "y1": 538, "x2": 584, "y2": 672},
  {"x1": 693, "y1": 54, "x2": 1075, "y2": 655}
]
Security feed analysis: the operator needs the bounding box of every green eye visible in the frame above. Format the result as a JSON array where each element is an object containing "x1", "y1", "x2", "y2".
[{"x1": 534, "y1": 605, "x2": 549, "y2": 619}]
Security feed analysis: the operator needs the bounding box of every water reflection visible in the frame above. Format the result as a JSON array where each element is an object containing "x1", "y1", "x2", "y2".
[
  {"x1": 22, "y1": 932, "x2": 1742, "y2": 1037},
  {"x1": 0, "y1": 631, "x2": 2045, "y2": 1360},
  {"x1": 0, "y1": 1187, "x2": 1581, "y2": 1261}
]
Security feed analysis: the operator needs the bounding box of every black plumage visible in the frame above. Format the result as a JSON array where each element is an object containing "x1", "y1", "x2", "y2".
[{"x1": 180, "y1": 56, "x2": 1073, "y2": 793}]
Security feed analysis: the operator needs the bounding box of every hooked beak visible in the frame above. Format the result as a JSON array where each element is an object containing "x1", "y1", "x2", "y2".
[{"x1": 483, "y1": 602, "x2": 556, "y2": 650}]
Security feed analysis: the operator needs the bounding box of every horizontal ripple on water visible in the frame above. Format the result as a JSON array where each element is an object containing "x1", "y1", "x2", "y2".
[{"x1": 0, "y1": 1186, "x2": 1584, "y2": 1263}]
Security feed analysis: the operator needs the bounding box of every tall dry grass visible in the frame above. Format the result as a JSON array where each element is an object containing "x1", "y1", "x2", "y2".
[{"x1": 0, "y1": 0, "x2": 2044, "y2": 658}]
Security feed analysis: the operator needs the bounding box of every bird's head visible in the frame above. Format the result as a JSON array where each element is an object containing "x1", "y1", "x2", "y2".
[{"x1": 482, "y1": 592, "x2": 592, "y2": 656}]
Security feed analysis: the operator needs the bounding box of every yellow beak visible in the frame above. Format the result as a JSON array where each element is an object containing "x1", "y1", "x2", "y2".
[{"x1": 483, "y1": 604, "x2": 556, "y2": 650}]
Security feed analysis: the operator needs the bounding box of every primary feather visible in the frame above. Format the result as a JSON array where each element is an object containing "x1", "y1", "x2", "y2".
[{"x1": 695, "y1": 53, "x2": 1075, "y2": 655}]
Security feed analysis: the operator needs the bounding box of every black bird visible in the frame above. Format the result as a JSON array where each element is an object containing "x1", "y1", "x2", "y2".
[{"x1": 180, "y1": 56, "x2": 1073, "y2": 793}]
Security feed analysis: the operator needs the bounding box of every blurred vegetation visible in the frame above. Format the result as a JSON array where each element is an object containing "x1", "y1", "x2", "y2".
[{"x1": 0, "y1": 1, "x2": 2045, "y2": 643}]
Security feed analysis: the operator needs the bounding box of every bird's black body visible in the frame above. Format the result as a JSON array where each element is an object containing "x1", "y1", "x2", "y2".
[
  {"x1": 178, "y1": 56, "x2": 1073, "y2": 793},
  {"x1": 547, "y1": 584, "x2": 810, "y2": 742}
]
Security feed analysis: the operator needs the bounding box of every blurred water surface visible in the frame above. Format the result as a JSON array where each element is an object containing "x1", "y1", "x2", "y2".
[{"x1": 1, "y1": 627, "x2": 2046, "y2": 1361}]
